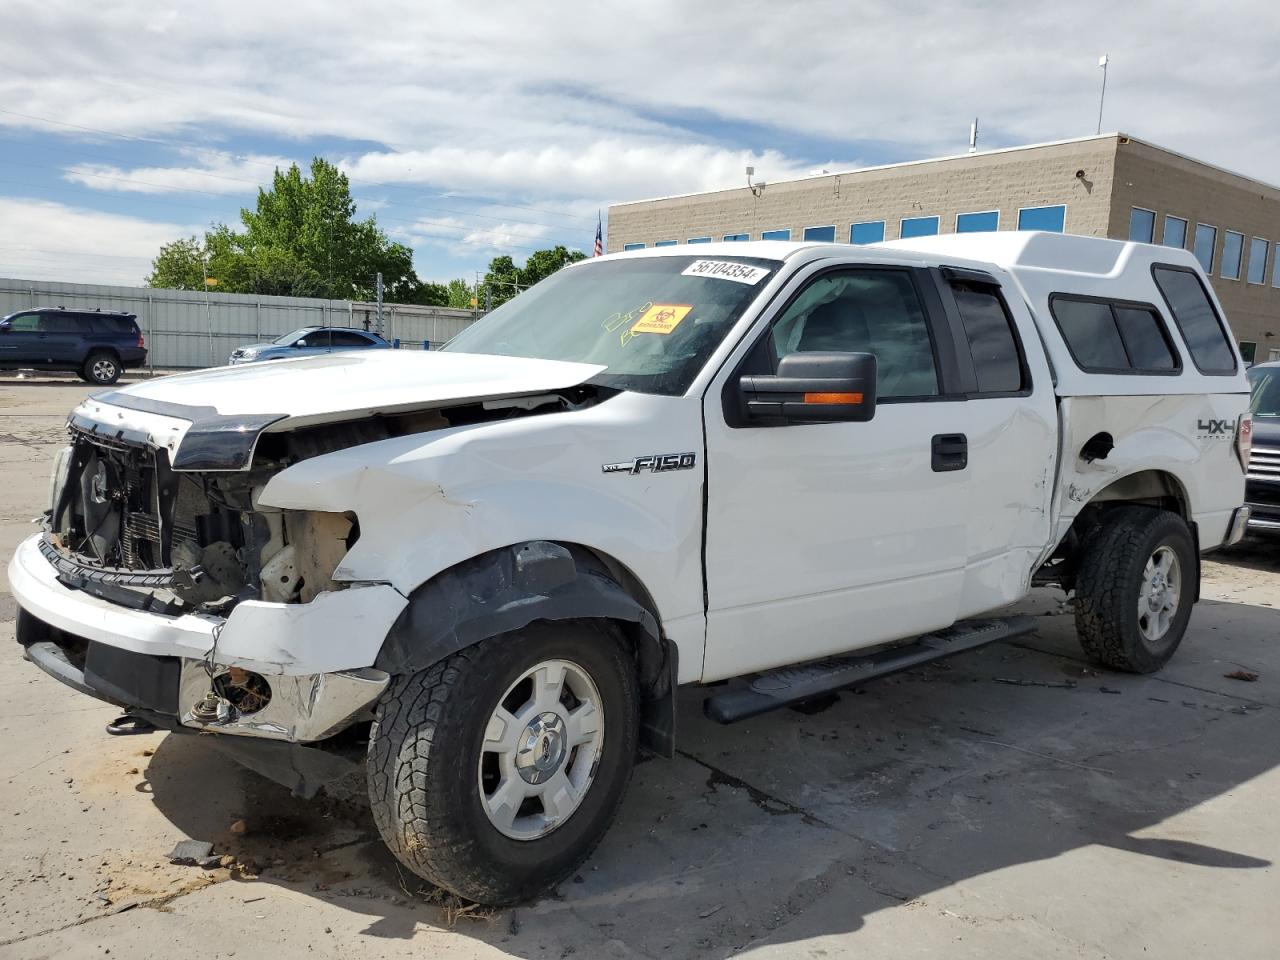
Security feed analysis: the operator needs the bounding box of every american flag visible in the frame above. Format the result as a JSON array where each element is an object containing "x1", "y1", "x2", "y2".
[{"x1": 593, "y1": 213, "x2": 603, "y2": 257}]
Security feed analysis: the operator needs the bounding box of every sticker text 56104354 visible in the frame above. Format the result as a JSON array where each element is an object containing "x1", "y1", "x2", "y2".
[{"x1": 681, "y1": 260, "x2": 770, "y2": 285}]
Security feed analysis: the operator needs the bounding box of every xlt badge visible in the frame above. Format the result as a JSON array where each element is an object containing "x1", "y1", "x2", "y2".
[{"x1": 603, "y1": 453, "x2": 697, "y2": 475}]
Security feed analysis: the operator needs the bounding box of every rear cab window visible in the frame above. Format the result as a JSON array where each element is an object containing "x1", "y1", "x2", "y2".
[
  {"x1": 1151, "y1": 265, "x2": 1237, "y2": 374},
  {"x1": 947, "y1": 280, "x2": 1028, "y2": 394},
  {"x1": 1048, "y1": 295, "x2": 1180, "y2": 374}
]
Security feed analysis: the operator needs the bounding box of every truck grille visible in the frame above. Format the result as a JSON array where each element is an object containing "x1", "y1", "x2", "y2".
[{"x1": 1247, "y1": 446, "x2": 1280, "y2": 482}]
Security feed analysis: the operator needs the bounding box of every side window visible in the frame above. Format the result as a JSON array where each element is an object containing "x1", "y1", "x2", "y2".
[
  {"x1": 771, "y1": 270, "x2": 938, "y2": 398},
  {"x1": 950, "y1": 282, "x2": 1027, "y2": 393},
  {"x1": 1049, "y1": 296, "x2": 1179, "y2": 373},
  {"x1": 1151, "y1": 265, "x2": 1237, "y2": 374},
  {"x1": 5, "y1": 312, "x2": 40, "y2": 332},
  {"x1": 38, "y1": 314, "x2": 81, "y2": 334},
  {"x1": 329, "y1": 330, "x2": 372, "y2": 347}
]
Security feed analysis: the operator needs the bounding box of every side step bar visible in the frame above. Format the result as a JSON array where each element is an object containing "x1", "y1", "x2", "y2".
[{"x1": 703, "y1": 615, "x2": 1038, "y2": 724}]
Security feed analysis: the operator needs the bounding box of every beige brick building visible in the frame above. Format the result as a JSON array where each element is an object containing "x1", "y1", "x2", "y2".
[{"x1": 607, "y1": 134, "x2": 1280, "y2": 359}]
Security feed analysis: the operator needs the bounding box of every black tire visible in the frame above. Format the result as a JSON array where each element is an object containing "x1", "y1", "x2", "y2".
[
  {"x1": 82, "y1": 351, "x2": 120, "y2": 385},
  {"x1": 367, "y1": 620, "x2": 639, "y2": 904},
  {"x1": 1073, "y1": 506, "x2": 1196, "y2": 673}
]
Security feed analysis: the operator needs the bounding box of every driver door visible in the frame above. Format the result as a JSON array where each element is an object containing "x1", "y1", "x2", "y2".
[{"x1": 701, "y1": 264, "x2": 973, "y2": 680}]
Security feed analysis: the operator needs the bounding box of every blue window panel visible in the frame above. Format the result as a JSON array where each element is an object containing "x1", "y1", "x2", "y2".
[
  {"x1": 687, "y1": 236, "x2": 712, "y2": 244},
  {"x1": 956, "y1": 211, "x2": 998, "y2": 233},
  {"x1": 1273, "y1": 243, "x2": 1280, "y2": 287},
  {"x1": 1162, "y1": 216, "x2": 1187, "y2": 248},
  {"x1": 1193, "y1": 224, "x2": 1217, "y2": 272},
  {"x1": 1129, "y1": 207, "x2": 1156, "y2": 243},
  {"x1": 1017, "y1": 205, "x2": 1066, "y2": 232},
  {"x1": 723, "y1": 233, "x2": 749, "y2": 242},
  {"x1": 802, "y1": 225, "x2": 836, "y2": 242},
  {"x1": 850, "y1": 221, "x2": 886, "y2": 244},
  {"x1": 622, "y1": 242, "x2": 645, "y2": 251},
  {"x1": 1221, "y1": 231, "x2": 1244, "y2": 279},
  {"x1": 1247, "y1": 237, "x2": 1268, "y2": 284},
  {"x1": 761, "y1": 228, "x2": 791, "y2": 241},
  {"x1": 900, "y1": 216, "x2": 940, "y2": 239},
  {"x1": 654, "y1": 239, "x2": 677, "y2": 247}
]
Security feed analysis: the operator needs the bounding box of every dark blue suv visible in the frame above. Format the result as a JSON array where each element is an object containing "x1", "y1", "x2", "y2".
[{"x1": 0, "y1": 308, "x2": 146, "y2": 385}]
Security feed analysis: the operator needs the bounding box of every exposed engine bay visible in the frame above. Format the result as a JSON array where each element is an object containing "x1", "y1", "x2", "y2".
[{"x1": 44, "y1": 386, "x2": 603, "y2": 615}]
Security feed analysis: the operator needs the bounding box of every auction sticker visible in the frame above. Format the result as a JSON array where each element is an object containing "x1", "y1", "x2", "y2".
[
  {"x1": 631, "y1": 303, "x2": 693, "y2": 335},
  {"x1": 681, "y1": 259, "x2": 770, "y2": 285}
]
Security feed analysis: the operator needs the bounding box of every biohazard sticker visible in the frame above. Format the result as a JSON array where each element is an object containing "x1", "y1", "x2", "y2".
[
  {"x1": 681, "y1": 259, "x2": 770, "y2": 285},
  {"x1": 630, "y1": 303, "x2": 693, "y2": 336}
]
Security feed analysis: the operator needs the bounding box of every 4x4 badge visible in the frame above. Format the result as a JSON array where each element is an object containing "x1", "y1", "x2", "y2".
[{"x1": 603, "y1": 453, "x2": 697, "y2": 475}]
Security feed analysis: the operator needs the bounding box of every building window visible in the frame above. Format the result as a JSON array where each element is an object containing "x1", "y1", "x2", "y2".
[
  {"x1": 802, "y1": 225, "x2": 836, "y2": 242},
  {"x1": 1221, "y1": 231, "x2": 1244, "y2": 280},
  {"x1": 956, "y1": 210, "x2": 999, "y2": 233},
  {"x1": 1152, "y1": 264, "x2": 1237, "y2": 375},
  {"x1": 761, "y1": 229, "x2": 791, "y2": 241},
  {"x1": 1193, "y1": 223, "x2": 1217, "y2": 273},
  {"x1": 722, "y1": 233, "x2": 749, "y2": 242},
  {"x1": 1247, "y1": 237, "x2": 1268, "y2": 284},
  {"x1": 622, "y1": 242, "x2": 645, "y2": 251},
  {"x1": 1240, "y1": 341, "x2": 1258, "y2": 364},
  {"x1": 1274, "y1": 243, "x2": 1280, "y2": 287},
  {"x1": 655, "y1": 239, "x2": 678, "y2": 247},
  {"x1": 900, "y1": 216, "x2": 940, "y2": 238},
  {"x1": 688, "y1": 236, "x2": 712, "y2": 244},
  {"x1": 1129, "y1": 207, "x2": 1156, "y2": 243},
  {"x1": 850, "y1": 221, "x2": 885, "y2": 244},
  {"x1": 1162, "y1": 216, "x2": 1188, "y2": 249},
  {"x1": 1017, "y1": 205, "x2": 1066, "y2": 232}
]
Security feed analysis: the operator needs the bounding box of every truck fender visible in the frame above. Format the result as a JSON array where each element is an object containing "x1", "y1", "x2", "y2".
[{"x1": 374, "y1": 540, "x2": 678, "y2": 757}]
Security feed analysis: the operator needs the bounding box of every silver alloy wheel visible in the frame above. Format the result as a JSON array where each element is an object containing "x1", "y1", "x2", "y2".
[
  {"x1": 1137, "y1": 545, "x2": 1181, "y2": 643},
  {"x1": 91, "y1": 358, "x2": 116, "y2": 382},
  {"x1": 478, "y1": 658, "x2": 605, "y2": 841}
]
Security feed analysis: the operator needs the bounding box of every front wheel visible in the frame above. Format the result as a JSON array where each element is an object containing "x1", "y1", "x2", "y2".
[
  {"x1": 1074, "y1": 506, "x2": 1196, "y2": 673},
  {"x1": 367, "y1": 621, "x2": 639, "y2": 904}
]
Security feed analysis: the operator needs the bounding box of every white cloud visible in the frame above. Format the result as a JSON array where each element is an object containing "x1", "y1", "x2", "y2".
[
  {"x1": 63, "y1": 151, "x2": 295, "y2": 195},
  {"x1": 0, "y1": 198, "x2": 195, "y2": 285}
]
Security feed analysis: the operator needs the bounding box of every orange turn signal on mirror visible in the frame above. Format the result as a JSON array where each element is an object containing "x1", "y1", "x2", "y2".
[{"x1": 804, "y1": 392, "x2": 863, "y2": 405}]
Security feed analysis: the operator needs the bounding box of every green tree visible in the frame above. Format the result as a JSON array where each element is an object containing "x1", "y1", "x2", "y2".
[
  {"x1": 147, "y1": 158, "x2": 428, "y2": 302},
  {"x1": 445, "y1": 278, "x2": 476, "y2": 309},
  {"x1": 481, "y1": 245, "x2": 588, "y2": 309}
]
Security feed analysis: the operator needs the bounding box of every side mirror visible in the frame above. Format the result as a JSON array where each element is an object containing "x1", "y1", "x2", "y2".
[
  {"x1": 739, "y1": 351, "x2": 877, "y2": 423},
  {"x1": 0, "y1": 320, "x2": 10, "y2": 332},
  {"x1": 294, "y1": 339, "x2": 307, "y2": 347}
]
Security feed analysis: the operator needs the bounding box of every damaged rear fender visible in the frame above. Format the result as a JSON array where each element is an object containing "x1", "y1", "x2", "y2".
[{"x1": 374, "y1": 540, "x2": 679, "y2": 757}]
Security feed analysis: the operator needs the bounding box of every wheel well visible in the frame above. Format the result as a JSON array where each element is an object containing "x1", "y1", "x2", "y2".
[
  {"x1": 1036, "y1": 470, "x2": 1194, "y2": 591},
  {"x1": 375, "y1": 540, "x2": 678, "y2": 757}
]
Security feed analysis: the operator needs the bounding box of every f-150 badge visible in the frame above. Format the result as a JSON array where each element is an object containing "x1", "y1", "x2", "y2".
[{"x1": 603, "y1": 453, "x2": 697, "y2": 475}]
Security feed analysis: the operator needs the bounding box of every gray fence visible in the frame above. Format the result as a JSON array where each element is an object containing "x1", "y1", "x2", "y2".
[{"x1": 0, "y1": 277, "x2": 479, "y2": 369}]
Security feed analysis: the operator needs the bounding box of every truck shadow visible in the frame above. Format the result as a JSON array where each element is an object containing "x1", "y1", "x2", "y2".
[
  {"x1": 1209, "y1": 537, "x2": 1280, "y2": 575},
  {"x1": 140, "y1": 593, "x2": 1277, "y2": 957}
]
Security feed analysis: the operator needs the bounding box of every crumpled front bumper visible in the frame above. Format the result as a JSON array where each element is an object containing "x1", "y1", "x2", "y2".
[{"x1": 9, "y1": 532, "x2": 405, "y2": 743}]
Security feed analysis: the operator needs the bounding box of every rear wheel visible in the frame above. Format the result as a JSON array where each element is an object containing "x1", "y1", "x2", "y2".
[
  {"x1": 81, "y1": 351, "x2": 120, "y2": 385},
  {"x1": 367, "y1": 621, "x2": 639, "y2": 904},
  {"x1": 1074, "y1": 506, "x2": 1196, "y2": 673}
]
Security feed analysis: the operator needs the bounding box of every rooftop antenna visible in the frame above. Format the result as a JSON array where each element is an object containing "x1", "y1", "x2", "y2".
[
  {"x1": 969, "y1": 117, "x2": 979, "y2": 154},
  {"x1": 746, "y1": 165, "x2": 766, "y2": 197},
  {"x1": 1096, "y1": 54, "x2": 1109, "y2": 135}
]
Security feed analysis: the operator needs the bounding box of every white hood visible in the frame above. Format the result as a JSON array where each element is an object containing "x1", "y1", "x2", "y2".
[
  {"x1": 73, "y1": 350, "x2": 606, "y2": 470},
  {"x1": 106, "y1": 350, "x2": 605, "y2": 420}
]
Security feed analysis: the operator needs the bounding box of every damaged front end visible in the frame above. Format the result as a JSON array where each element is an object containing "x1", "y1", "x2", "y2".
[{"x1": 45, "y1": 415, "x2": 358, "y2": 618}]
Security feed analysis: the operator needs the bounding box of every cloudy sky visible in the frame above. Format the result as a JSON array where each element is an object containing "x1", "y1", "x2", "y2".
[{"x1": 1, "y1": 0, "x2": 1277, "y2": 287}]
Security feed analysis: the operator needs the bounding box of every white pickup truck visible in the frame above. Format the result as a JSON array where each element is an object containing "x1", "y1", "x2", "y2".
[{"x1": 9, "y1": 231, "x2": 1251, "y2": 903}]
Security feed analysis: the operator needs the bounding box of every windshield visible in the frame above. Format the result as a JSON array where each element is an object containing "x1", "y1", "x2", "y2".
[
  {"x1": 272, "y1": 327, "x2": 318, "y2": 345},
  {"x1": 442, "y1": 255, "x2": 779, "y2": 395},
  {"x1": 1248, "y1": 366, "x2": 1280, "y2": 417}
]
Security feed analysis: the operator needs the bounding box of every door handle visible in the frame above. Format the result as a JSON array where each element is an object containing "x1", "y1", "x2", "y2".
[{"x1": 931, "y1": 433, "x2": 968, "y2": 472}]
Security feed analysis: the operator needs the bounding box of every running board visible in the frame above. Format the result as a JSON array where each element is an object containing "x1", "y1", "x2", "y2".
[{"x1": 703, "y1": 615, "x2": 1038, "y2": 725}]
